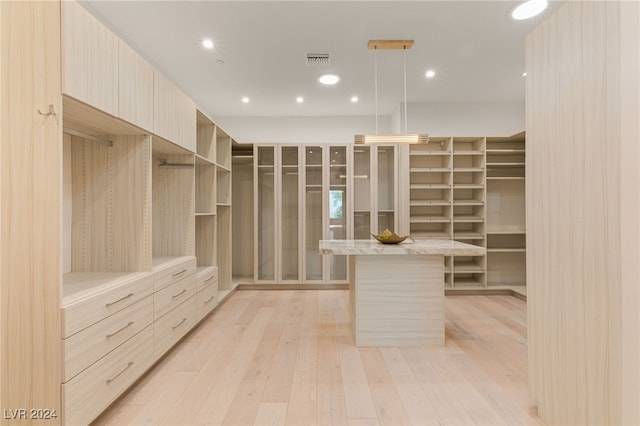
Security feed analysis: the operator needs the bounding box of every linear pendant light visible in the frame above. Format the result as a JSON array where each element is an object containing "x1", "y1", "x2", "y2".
[{"x1": 355, "y1": 40, "x2": 429, "y2": 145}]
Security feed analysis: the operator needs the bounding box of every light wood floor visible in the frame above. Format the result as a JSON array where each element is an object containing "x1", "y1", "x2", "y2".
[{"x1": 92, "y1": 290, "x2": 544, "y2": 426}]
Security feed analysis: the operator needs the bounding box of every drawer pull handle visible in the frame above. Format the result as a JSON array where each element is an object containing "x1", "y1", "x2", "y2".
[
  {"x1": 172, "y1": 318, "x2": 187, "y2": 330},
  {"x1": 106, "y1": 321, "x2": 134, "y2": 339},
  {"x1": 172, "y1": 269, "x2": 187, "y2": 278},
  {"x1": 204, "y1": 295, "x2": 216, "y2": 304},
  {"x1": 106, "y1": 361, "x2": 134, "y2": 384},
  {"x1": 172, "y1": 289, "x2": 187, "y2": 299},
  {"x1": 105, "y1": 293, "x2": 134, "y2": 307},
  {"x1": 205, "y1": 275, "x2": 216, "y2": 283}
]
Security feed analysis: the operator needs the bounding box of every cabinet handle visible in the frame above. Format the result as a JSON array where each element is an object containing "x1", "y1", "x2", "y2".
[
  {"x1": 105, "y1": 293, "x2": 134, "y2": 307},
  {"x1": 172, "y1": 318, "x2": 187, "y2": 330},
  {"x1": 204, "y1": 295, "x2": 216, "y2": 304},
  {"x1": 172, "y1": 269, "x2": 187, "y2": 278},
  {"x1": 106, "y1": 321, "x2": 134, "y2": 338},
  {"x1": 172, "y1": 289, "x2": 187, "y2": 299},
  {"x1": 205, "y1": 275, "x2": 216, "y2": 283},
  {"x1": 106, "y1": 361, "x2": 134, "y2": 384}
]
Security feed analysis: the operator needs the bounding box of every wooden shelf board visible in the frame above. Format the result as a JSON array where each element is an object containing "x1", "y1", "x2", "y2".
[
  {"x1": 487, "y1": 176, "x2": 525, "y2": 180},
  {"x1": 410, "y1": 200, "x2": 450, "y2": 206},
  {"x1": 410, "y1": 215, "x2": 450, "y2": 223},
  {"x1": 195, "y1": 212, "x2": 216, "y2": 216},
  {"x1": 486, "y1": 149, "x2": 525, "y2": 154},
  {"x1": 410, "y1": 184, "x2": 450, "y2": 189},
  {"x1": 411, "y1": 232, "x2": 451, "y2": 239},
  {"x1": 453, "y1": 184, "x2": 484, "y2": 189},
  {"x1": 152, "y1": 256, "x2": 195, "y2": 272},
  {"x1": 453, "y1": 200, "x2": 484, "y2": 206},
  {"x1": 453, "y1": 167, "x2": 484, "y2": 172},
  {"x1": 454, "y1": 262, "x2": 485, "y2": 273},
  {"x1": 195, "y1": 154, "x2": 216, "y2": 165},
  {"x1": 410, "y1": 151, "x2": 450, "y2": 156},
  {"x1": 487, "y1": 248, "x2": 526, "y2": 252},
  {"x1": 454, "y1": 215, "x2": 483, "y2": 222},
  {"x1": 410, "y1": 168, "x2": 450, "y2": 173},
  {"x1": 486, "y1": 230, "x2": 526, "y2": 234},
  {"x1": 486, "y1": 162, "x2": 525, "y2": 167},
  {"x1": 453, "y1": 151, "x2": 484, "y2": 155},
  {"x1": 217, "y1": 164, "x2": 231, "y2": 172}
]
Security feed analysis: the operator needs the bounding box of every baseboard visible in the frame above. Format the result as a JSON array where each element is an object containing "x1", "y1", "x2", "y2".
[{"x1": 238, "y1": 283, "x2": 349, "y2": 290}]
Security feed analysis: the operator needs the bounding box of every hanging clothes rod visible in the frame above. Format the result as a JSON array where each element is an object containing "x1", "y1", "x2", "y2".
[
  {"x1": 153, "y1": 154, "x2": 194, "y2": 169},
  {"x1": 63, "y1": 128, "x2": 113, "y2": 147}
]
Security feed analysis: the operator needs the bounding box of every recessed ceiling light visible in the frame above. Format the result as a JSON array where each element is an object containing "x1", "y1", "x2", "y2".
[
  {"x1": 319, "y1": 74, "x2": 340, "y2": 85},
  {"x1": 202, "y1": 39, "x2": 214, "y2": 49},
  {"x1": 351, "y1": 96, "x2": 359, "y2": 103},
  {"x1": 425, "y1": 70, "x2": 436, "y2": 79},
  {"x1": 296, "y1": 96, "x2": 304, "y2": 103},
  {"x1": 510, "y1": 0, "x2": 548, "y2": 20},
  {"x1": 242, "y1": 97, "x2": 250, "y2": 103},
  {"x1": 522, "y1": 72, "x2": 527, "y2": 77}
]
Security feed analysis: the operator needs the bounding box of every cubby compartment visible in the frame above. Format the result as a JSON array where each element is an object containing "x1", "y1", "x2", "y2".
[
  {"x1": 217, "y1": 169, "x2": 231, "y2": 205},
  {"x1": 410, "y1": 222, "x2": 452, "y2": 239},
  {"x1": 453, "y1": 221, "x2": 485, "y2": 241},
  {"x1": 487, "y1": 251, "x2": 526, "y2": 287},
  {"x1": 196, "y1": 111, "x2": 216, "y2": 163},
  {"x1": 486, "y1": 179, "x2": 525, "y2": 232},
  {"x1": 410, "y1": 137, "x2": 452, "y2": 154},
  {"x1": 62, "y1": 101, "x2": 153, "y2": 299},
  {"x1": 452, "y1": 136, "x2": 485, "y2": 154},
  {"x1": 195, "y1": 160, "x2": 216, "y2": 214},
  {"x1": 195, "y1": 215, "x2": 217, "y2": 268},
  {"x1": 216, "y1": 127, "x2": 232, "y2": 170},
  {"x1": 487, "y1": 233, "x2": 526, "y2": 251},
  {"x1": 216, "y1": 205, "x2": 232, "y2": 292}
]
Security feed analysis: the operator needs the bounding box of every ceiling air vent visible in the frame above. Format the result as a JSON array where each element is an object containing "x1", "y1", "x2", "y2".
[{"x1": 305, "y1": 53, "x2": 331, "y2": 66}]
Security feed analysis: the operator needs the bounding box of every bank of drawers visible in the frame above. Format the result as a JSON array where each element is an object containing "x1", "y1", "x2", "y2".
[
  {"x1": 62, "y1": 257, "x2": 222, "y2": 425},
  {"x1": 63, "y1": 325, "x2": 153, "y2": 426},
  {"x1": 196, "y1": 266, "x2": 219, "y2": 322}
]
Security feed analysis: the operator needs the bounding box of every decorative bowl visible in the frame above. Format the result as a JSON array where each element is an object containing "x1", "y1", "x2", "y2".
[{"x1": 371, "y1": 229, "x2": 409, "y2": 244}]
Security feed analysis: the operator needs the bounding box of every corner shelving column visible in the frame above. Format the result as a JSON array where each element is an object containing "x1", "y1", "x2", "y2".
[
  {"x1": 486, "y1": 132, "x2": 526, "y2": 291},
  {"x1": 216, "y1": 128, "x2": 233, "y2": 293},
  {"x1": 452, "y1": 137, "x2": 486, "y2": 288},
  {"x1": 195, "y1": 111, "x2": 217, "y2": 273},
  {"x1": 408, "y1": 138, "x2": 453, "y2": 285}
]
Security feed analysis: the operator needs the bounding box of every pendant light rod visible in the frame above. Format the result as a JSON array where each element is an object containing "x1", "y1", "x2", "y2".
[
  {"x1": 374, "y1": 47, "x2": 378, "y2": 134},
  {"x1": 403, "y1": 46, "x2": 408, "y2": 133}
]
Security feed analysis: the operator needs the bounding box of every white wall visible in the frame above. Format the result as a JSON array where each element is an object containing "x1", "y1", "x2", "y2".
[
  {"x1": 526, "y1": 2, "x2": 639, "y2": 424},
  {"x1": 215, "y1": 115, "x2": 389, "y2": 144},
  {"x1": 398, "y1": 102, "x2": 525, "y2": 137},
  {"x1": 217, "y1": 101, "x2": 525, "y2": 144}
]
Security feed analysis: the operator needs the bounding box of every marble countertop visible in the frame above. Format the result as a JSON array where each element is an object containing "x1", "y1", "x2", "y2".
[{"x1": 319, "y1": 239, "x2": 485, "y2": 256}]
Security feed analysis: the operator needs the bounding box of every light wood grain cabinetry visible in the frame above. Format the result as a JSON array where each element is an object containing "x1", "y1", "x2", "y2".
[
  {"x1": 196, "y1": 267, "x2": 219, "y2": 322},
  {"x1": 63, "y1": 326, "x2": 154, "y2": 426},
  {"x1": 1, "y1": 0, "x2": 62, "y2": 420},
  {"x1": 154, "y1": 70, "x2": 196, "y2": 152},
  {"x1": 118, "y1": 40, "x2": 154, "y2": 131},
  {"x1": 216, "y1": 128, "x2": 233, "y2": 292},
  {"x1": 62, "y1": 0, "x2": 119, "y2": 116},
  {"x1": 252, "y1": 144, "x2": 350, "y2": 285}
]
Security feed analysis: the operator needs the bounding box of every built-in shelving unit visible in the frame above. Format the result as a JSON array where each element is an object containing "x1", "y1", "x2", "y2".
[
  {"x1": 215, "y1": 127, "x2": 233, "y2": 294},
  {"x1": 486, "y1": 132, "x2": 526, "y2": 290}
]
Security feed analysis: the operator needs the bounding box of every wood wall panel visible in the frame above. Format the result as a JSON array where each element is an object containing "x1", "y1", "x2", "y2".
[
  {"x1": 70, "y1": 135, "x2": 151, "y2": 272},
  {"x1": 118, "y1": 41, "x2": 154, "y2": 132},
  {"x1": 526, "y1": 2, "x2": 639, "y2": 424},
  {"x1": 0, "y1": 1, "x2": 62, "y2": 423}
]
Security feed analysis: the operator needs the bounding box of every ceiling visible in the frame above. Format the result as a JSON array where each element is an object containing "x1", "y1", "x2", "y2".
[{"x1": 81, "y1": 1, "x2": 563, "y2": 120}]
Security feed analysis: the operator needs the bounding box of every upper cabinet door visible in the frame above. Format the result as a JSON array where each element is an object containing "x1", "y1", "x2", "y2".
[
  {"x1": 62, "y1": 0, "x2": 118, "y2": 116},
  {"x1": 119, "y1": 41, "x2": 154, "y2": 132},
  {"x1": 154, "y1": 70, "x2": 196, "y2": 152}
]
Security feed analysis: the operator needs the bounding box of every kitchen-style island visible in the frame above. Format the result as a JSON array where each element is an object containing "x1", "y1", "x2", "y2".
[{"x1": 319, "y1": 239, "x2": 485, "y2": 346}]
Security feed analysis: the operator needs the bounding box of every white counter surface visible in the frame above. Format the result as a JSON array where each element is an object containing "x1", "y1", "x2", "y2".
[{"x1": 319, "y1": 239, "x2": 485, "y2": 256}]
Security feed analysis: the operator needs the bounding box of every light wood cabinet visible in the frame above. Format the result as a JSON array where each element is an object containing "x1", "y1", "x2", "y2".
[
  {"x1": 154, "y1": 70, "x2": 196, "y2": 152},
  {"x1": 1, "y1": 0, "x2": 62, "y2": 419},
  {"x1": 119, "y1": 40, "x2": 154, "y2": 131},
  {"x1": 62, "y1": 0, "x2": 119, "y2": 116}
]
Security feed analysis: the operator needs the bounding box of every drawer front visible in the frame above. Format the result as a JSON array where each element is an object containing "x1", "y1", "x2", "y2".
[
  {"x1": 153, "y1": 257, "x2": 197, "y2": 291},
  {"x1": 154, "y1": 295, "x2": 197, "y2": 360},
  {"x1": 196, "y1": 283, "x2": 219, "y2": 323},
  {"x1": 64, "y1": 295, "x2": 153, "y2": 382},
  {"x1": 196, "y1": 267, "x2": 218, "y2": 292},
  {"x1": 63, "y1": 274, "x2": 153, "y2": 338},
  {"x1": 154, "y1": 273, "x2": 196, "y2": 319},
  {"x1": 63, "y1": 326, "x2": 153, "y2": 426}
]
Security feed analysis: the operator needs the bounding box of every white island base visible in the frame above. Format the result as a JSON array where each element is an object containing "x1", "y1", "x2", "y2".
[{"x1": 320, "y1": 239, "x2": 485, "y2": 347}]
